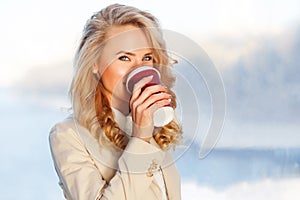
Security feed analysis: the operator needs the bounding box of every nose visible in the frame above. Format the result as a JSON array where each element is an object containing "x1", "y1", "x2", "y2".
[
  {"x1": 128, "y1": 58, "x2": 144, "y2": 74},
  {"x1": 132, "y1": 57, "x2": 144, "y2": 68}
]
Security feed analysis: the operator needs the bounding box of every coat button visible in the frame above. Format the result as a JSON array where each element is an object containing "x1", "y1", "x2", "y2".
[
  {"x1": 147, "y1": 159, "x2": 158, "y2": 177},
  {"x1": 146, "y1": 171, "x2": 153, "y2": 177}
]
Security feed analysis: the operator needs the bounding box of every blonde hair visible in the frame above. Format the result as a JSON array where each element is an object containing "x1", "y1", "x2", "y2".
[{"x1": 69, "y1": 4, "x2": 182, "y2": 150}]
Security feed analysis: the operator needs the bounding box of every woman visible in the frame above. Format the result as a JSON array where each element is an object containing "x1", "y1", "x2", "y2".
[{"x1": 49, "y1": 3, "x2": 182, "y2": 200}]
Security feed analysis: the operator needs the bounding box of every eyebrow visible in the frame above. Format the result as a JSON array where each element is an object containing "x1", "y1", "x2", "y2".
[{"x1": 116, "y1": 51, "x2": 153, "y2": 56}]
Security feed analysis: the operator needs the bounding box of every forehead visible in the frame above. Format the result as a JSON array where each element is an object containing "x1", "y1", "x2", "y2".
[{"x1": 103, "y1": 25, "x2": 152, "y2": 54}]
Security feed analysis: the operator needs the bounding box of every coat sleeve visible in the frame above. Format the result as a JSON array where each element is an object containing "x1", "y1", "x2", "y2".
[{"x1": 49, "y1": 121, "x2": 165, "y2": 200}]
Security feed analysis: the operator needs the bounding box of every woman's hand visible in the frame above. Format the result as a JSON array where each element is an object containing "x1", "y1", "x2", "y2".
[{"x1": 129, "y1": 75, "x2": 171, "y2": 142}]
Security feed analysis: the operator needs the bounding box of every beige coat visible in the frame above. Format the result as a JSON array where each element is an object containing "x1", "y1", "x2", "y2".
[{"x1": 49, "y1": 115, "x2": 181, "y2": 200}]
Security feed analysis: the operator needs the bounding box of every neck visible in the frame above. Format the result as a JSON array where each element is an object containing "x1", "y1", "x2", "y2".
[
  {"x1": 111, "y1": 97, "x2": 130, "y2": 116},
  {"x1": 103, "y1": 90, "x2": 130, "y2": 116}
]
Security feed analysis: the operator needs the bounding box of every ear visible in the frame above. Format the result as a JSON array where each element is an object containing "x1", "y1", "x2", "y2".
[
  {"x1": 92, "y1": 65, "x2": 101, "y2": 81},
  {"x1": 92, "y1": 65, "x2": 98, "y2": 74}
]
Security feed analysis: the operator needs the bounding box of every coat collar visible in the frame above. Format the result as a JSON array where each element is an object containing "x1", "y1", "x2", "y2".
[{"x1": 111, "y1": 107, "x2": 133, "y2": 136}]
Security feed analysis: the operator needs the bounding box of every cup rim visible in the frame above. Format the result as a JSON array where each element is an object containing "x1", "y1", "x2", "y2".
[{"x1": 125, "y1": 66, "x2": 161, "y2": 93}]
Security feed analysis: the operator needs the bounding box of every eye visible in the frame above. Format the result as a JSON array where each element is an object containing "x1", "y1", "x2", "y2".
[
  {"x1": 118, "y1": 56, "x2": 130, "y2": 61},
  {"x1": 142, "y1": 55, "x2": 153, "y2": 61}
]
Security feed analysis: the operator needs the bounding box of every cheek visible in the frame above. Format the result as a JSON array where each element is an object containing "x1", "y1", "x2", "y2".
[{"x1": 102, "y1": 66, "x2": 128, "y2": 91}]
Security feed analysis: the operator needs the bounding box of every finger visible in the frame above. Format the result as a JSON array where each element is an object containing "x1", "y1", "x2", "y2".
[
  {"x1": 142, "y1": 92, "x2": 171, "y2": 110},
  {"x1": 129, "y1": 75, "x2": 152, "y2": 120},
  {"x1": 132, "y1": 75, "x2": 153, "y2": 94},
  {"x1": 130, "y1": 84, "x2": 167, "y2": 121},
  {"x1": 135, "y1": 93, "x2": 171, "y2": 118},
  {"x1": 130, "y1": 75, "x2": 153, "y2": 117},
  {"x1": 148, "y1": 98, "x2": 172, "y2": 115},
  {"x1": 133, "y1": 84, "x2": 167, "y2": 107},
  {"x1": 132, "y1": 96, "x2": 169, "y2": 129}
]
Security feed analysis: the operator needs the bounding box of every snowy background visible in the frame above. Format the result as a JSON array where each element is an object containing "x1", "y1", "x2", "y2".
[{"x1": 0, "y1": 0, "x2": 299, "y2": 199}]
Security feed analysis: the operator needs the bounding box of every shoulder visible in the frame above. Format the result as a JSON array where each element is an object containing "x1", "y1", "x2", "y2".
[
  {"x1": 49, "y1": 114, "x2": 92, "y2": 139},
  {"x1": 50, "y1": 115, "x2": 77, "y2": 136},
  {"x1": 49, "y1": 115, "x2": 107, "y2": 157},
  {"x1": 49, "y1": 114, "x2": 86, "y2": 148}
]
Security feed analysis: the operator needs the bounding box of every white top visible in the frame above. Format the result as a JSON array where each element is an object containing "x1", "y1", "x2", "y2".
[
  {"x1": 154, "y1": 170, "x2": 168, "y2": 200},
  {"x1": 112, "y1": 108, "x2": 168, "y2": 200}
]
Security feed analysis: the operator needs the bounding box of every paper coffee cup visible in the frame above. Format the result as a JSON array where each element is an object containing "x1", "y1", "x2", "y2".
[
  {"x1": 126, "y1": 66, "x2": 174, "y2": 127},
  {"x1": 126, "y1": 66, "x2": 161, "y2": 93}
]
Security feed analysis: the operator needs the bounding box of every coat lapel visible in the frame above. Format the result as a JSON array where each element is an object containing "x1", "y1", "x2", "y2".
[
  {"x1": 73, "y1": 121, "x2": 121, "y2": 181},
  {"x1": 161, "y1": 152, "x2": 181, "y2": 200}
]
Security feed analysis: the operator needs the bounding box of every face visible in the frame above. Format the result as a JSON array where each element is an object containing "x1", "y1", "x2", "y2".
[{"x1": 95, "y1": 25, "x2": 154, "y2": 112}]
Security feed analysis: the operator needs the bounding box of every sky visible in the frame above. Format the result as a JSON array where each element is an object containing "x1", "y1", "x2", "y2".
[
  {"x1": 0, "y1": 0, "x2": 299, "y2": 148},
  {"x1": 0, "y1": 0, "x2": 300, "y2": 199},
  {"x1": 1, "y1": 0, "x2": 300, "y2": 86}
]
